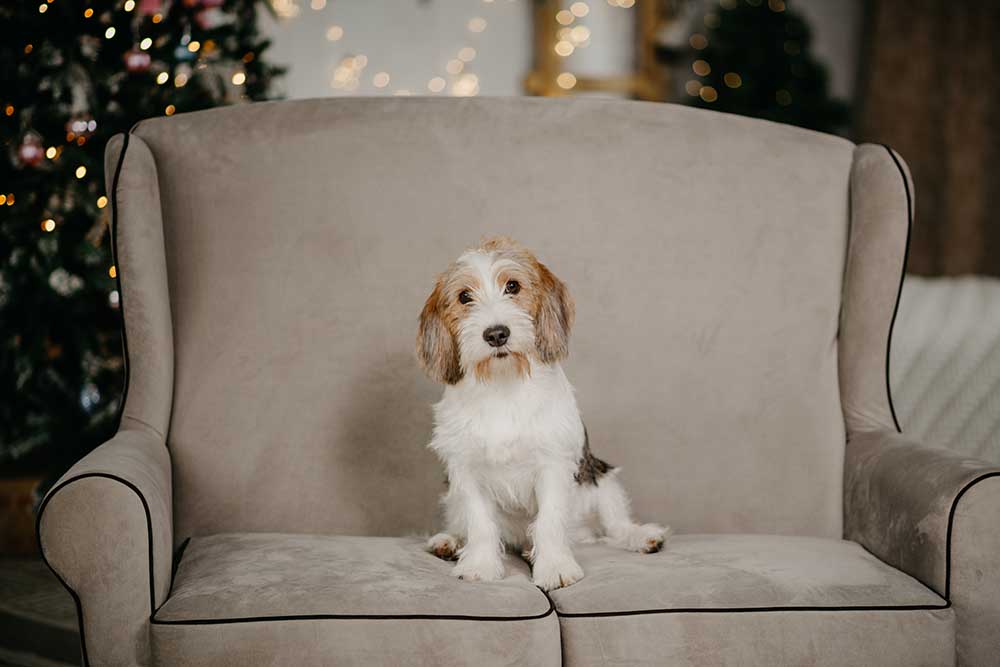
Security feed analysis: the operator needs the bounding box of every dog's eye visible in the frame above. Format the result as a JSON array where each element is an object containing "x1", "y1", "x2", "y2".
[
  {"x1": 458, "y1": 290, "x2": 473, "y2": 305},
  {"x1": 504, "y1": 280, "x2": 520, "y2": 295}
]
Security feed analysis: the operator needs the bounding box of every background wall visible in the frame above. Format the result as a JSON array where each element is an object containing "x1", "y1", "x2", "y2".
[{"x1": 262, "y1": 0, "x2": 862, "y2": 104}]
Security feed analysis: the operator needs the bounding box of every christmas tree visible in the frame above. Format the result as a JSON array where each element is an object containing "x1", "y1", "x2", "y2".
[
  {"x1": 0, "y1": 0, "x2": 283, "y2": 478},
  {"x1": 678, "y1": 0, "x2": 848, "y2": 134}
]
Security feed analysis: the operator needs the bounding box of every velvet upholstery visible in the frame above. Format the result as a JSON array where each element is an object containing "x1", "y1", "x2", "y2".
[
  {"x1": 550, "y1": 535, "x2": 953, "y2": 665},
  {"x1": 37, "y1": 427, "x2": 172, "y2": 666},
  {"x1": 151, "y1": 534, "x2": 558, "y2": 666},
  {"x1": 34, "y1": 98, "x2": 997, "y2": 665},
  {"x1": 845, "y1": 429, "x2": 1000, "y2": 665},
  {"x1": 133, "y1": 97, "x2": 853, "y2": 541}
]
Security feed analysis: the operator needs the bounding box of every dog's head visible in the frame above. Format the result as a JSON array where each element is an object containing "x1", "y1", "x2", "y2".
[{"x1": 417, "y1": 236, "x2": 574, "y2": 385}]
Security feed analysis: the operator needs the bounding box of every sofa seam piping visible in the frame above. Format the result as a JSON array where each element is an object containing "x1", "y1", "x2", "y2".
[
  {"x1": 881, "y1": 144, "x2": 911, "y2": 434},
  {"x1": 944, "y1": 472, "x2": 1000, "y2": 600},
  {"x1": 150, "y1": 595, "x2": 557, "y2": 625}
]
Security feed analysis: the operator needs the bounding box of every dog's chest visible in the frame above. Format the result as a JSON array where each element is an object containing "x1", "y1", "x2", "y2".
[
  {"x1": 463, "y1": 402, "x2": 561, "y2": 464},
  {"x1": 431, "y1": 368, "x2": 583, "y2": 467}
]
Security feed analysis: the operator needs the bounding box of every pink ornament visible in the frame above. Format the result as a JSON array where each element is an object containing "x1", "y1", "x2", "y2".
[
  {"x1": 138, "y1": 0, "x2": 163, "y2": 15},
  {"x1": 17, "y1": 134, "x2": 45, "y2": 168},
  {"x1": 124, "y1": 49, "x2": 152, "y2": 72}
]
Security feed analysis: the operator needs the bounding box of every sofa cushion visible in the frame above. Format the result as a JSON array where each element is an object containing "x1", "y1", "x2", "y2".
[
  {"x1": 551, "y1": 535, "x2": 954, "y2": 666},
  {"x1": 151, "y1": 533, "x2": 558, "y2": 666}
]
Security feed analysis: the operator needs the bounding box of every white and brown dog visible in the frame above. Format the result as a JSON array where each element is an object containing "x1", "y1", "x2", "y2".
[{"x1": 417, "y1": 237, "x2": 669, "y2": 591}]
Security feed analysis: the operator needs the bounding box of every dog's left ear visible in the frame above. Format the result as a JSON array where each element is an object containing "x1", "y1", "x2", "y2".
[{"x1": 534, "y1": 261, "x2": 575, "y2": 363}]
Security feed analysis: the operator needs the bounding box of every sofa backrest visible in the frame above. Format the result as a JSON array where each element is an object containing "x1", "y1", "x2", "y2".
[{"x1": 112, "y1": 98, "x2": 860, "y2": 541}]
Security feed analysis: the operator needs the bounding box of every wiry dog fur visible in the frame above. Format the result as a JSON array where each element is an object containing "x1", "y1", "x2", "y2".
[{"x1": 417, "y1": 237, "x2": 670, "y2": 591}]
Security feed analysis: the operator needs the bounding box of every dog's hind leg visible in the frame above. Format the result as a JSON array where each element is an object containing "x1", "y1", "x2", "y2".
[{"x1": 595, "y1": 473, "x2": 671, "y2": 553}]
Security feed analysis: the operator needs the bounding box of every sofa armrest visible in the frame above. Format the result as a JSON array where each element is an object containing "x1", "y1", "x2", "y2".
[
  {"x1": 844, "y1": 428, "x2": 1000, "y2": 665},
  {"x1": 37, "y1": 426, "x2": 172, "y2": 666}
]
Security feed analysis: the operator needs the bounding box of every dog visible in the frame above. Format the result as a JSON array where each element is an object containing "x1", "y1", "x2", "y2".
[{"x1": 416, "y1": 236, "x2": 670, "y2": 591}]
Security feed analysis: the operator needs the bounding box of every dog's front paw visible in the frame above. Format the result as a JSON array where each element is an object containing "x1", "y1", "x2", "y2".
[
  {"x1": 452, "y1": 551, "x2": 505, "y2": 583},
  {"x1": 532, "y1": 553, "x2": 584, "y2": 591},
  {"x1": 427, "y1": 533, "x2": 460, "y2": 561}
]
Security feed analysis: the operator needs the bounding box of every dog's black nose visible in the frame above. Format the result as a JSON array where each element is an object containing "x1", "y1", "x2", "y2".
[{"x1": 483, "y1": 325, "x2": 510, "y2": 348}]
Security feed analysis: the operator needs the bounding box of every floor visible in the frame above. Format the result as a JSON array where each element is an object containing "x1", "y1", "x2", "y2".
[{"x1": 0, "y1": 559, "x2": 79, "y2": 666}]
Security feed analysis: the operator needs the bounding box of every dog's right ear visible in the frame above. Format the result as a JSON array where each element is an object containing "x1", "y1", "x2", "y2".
[{"x1": 417, "y1": 280, "x2": 463, "y2": 385}]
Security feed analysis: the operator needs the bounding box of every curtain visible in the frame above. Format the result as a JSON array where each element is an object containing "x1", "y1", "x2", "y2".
[{"x1": 856, "y1": 0, "x2": 1000, "y2": 276}]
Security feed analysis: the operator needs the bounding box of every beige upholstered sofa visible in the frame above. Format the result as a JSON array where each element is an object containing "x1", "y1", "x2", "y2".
[{"x1": 37, "y1": 98, "x2": 999, "y2": 666}]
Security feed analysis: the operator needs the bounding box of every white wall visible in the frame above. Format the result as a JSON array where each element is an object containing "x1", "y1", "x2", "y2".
[
  {"x1": 262, "y1": 0, "x2": 861, "y2": 102},
  {"x1": 261, "y1": 0, "x2": 532, "y2": 98}
]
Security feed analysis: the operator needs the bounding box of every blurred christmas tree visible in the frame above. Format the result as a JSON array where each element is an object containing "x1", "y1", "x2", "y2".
[
  {"x1": 0, "y1": 0, "x2": 282, "y2": 477},
  {"x1": 674, "y1": 0, "x2": 849, "y2": 134}
]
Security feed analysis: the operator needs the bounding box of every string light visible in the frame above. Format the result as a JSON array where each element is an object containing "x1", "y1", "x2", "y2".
[
  {"x1": 97, "y1": 196, "x2": 108, "y2": 208},
  {"x1": 446, "y1": 59, "x2": 464, "y2": 74},
  {"x1": 428, "y1": 77, "x2": 446, "y2": 92},
  {"x1": 458, "y1": 47, "x2": 476, "y2": 62},
  {"x1": 175, "y1": 72, "x2": 189, "y2": 87},
  {"x1": 188, "y1": 41, "x2": 201, "y2": 53},
  {"x1": 105, "y1": 27, "x2": 116, "y2": 39},
  {"x1": 164, "y1": 104, "x2": 176, "y2": 115},
  {"x1": 108, "y1": 266, "x2": 117, "y2": 278},
  {"x1": 451, "y1": 73, "x2": 480, "y2": 97},
  {"x1": 42, "y1": 219, "x2": 56, "y2": 232},
  {"x1": 700, "y1": 85, "x2": 718, "y2": 102},
  {"x1": 75, "y1": 166, "x2": 87, "y2": 179},
  {"x1": 556, "y1": 72, "x2": 577, "y2": 89},
  {"x1": 232, "y1": 71, "x2": 246, "y2": 85},
  {"x1": 5, "y1": 194, "x2": 14, "y2": 206},
  {"x1": 554, "y1": 41, "x2": 574, "y2": 57},
  {"x1": 325, "y1": 25, "x2": 344, "y2": 41},
  {"x1": 4, "y1": 105, "x2": 13, "y2": 116},
  {"x1": 569, "y1": 2, "x2": 589, "y2": 17},
  {"x1": 24, "y1": 44, "x2": 33, "y2": 54},
  {"x1": 556, "y1": 10, "x2": 574, "y2": 25},
  {"x1": 45, "y1": 147, "x2": 57, "y2": 159},
  {"x1": 724, "y1": 72, "x2": 742, "y2": 88},
  {"x1": 156, "y1": 71, "x2": 169, "y2": 84},
  {"x1": 38, "y1": 4, "x2": 47, "y2": 14},
  {"x1": 140, "y1": 37, "x2": 152, "y2": 50},
  {"x1": 310, "y1": 0, "x2": 326, "y2": 9},
  {"x1": 152, "y1": 13, "x2": 162, "y2": 23},
  {"x1": 570, "y1": 25, "x2": 590, "y2": 44},
  {"x1": 690, "y1": 33, "x2": 708, "y2": 49},
  {"x1": 84, "y1": 8, "x2": 93, "y2": 17},
  {"x1": 692, "y1": 59, "x2": 711, "y2": 76},
  {"x1": 467, "y1": 17, "x2": 487, "y2": 33},
  {"x1": 0, "y1": 195, "x2": 5, "y2": 205},
  {"x1": 124, "y1": 0, "x2": 135, "y2": 11}
]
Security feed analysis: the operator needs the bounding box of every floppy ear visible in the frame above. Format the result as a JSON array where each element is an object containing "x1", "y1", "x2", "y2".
[
  {"x1": 417, "y1": 281, "x2": 463, "y2": 384},
  {"x1": 534, "y1": 261, "x2": 575, "y2": 363}
]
